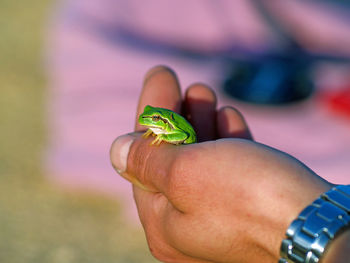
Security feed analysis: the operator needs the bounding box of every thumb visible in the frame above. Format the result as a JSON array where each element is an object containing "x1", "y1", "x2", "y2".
[{"x1": 110, "y1": 132, "x2": 178, "y2": 194}]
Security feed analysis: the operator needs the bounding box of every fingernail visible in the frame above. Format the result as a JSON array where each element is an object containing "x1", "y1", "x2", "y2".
[{"x1": 110, "y1": 134, "x2": 135, "y2": 174}]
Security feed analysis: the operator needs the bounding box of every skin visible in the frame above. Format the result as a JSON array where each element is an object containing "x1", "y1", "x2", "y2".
[
  {"x1": 110, "y1": 66, "x2": 348, "y2": 263},
  {"x1": 321, "y1": 230, "x2": 350, "y2": 263},
  {"x1": 138, "y1": 105, "x2": 196, "y2": 145}
]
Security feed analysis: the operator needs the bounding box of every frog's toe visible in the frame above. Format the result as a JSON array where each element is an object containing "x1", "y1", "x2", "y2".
[
  {"x1": 150, "y1": 137, "x2": 159, "y2": 145},
  {"x1": 142, "y1": 129, "x2": 153, "y2": 138},
  {"x1": 150, "y1": 135, "x2": 164, "y2": 146}
]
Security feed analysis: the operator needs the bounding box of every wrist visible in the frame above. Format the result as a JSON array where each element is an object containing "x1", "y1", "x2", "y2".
[
  {"x1": 252, "y1": 173, "x2": 332, "y2": 261},
  {"x1": 321, "y1": 229, "x2": 350, "y2": 263},
  {"x1": 279, "y1": 185, "x2": 350, "y2": 263}
]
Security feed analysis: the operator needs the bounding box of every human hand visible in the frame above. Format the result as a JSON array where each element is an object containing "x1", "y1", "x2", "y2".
[{"x1": 110, "y1": 66, "x2": 332, "y2": 263}]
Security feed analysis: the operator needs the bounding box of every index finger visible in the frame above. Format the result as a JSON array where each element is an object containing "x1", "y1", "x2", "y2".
[
  {"x1": 127, "y1": 135, "x2": 177, "y2": 194},
  {"x1": 127, "y1": 135, "x2": 200, "y2": 213},
  {"x1": 135, "y1": 66, "x2": 182, "y2": 131},
  {"x1": 110, "y1": 131, "x2": 181, "y2": 195}
]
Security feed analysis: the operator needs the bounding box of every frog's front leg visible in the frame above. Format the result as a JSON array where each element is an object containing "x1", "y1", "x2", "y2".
[
  {"x1": 151, "y1": 132, "x2": 189, "y2": 146},
  {"x1": 151, "y1": 135, "x2": 163, "y2": 146},
  {"x1": 142, "y1": 129, "x2": 154, "y2": 138}
]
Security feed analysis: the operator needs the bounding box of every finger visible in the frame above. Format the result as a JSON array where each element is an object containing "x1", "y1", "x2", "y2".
[
  {"x1": 217, "y1": 106, "x2": 253, "y2": 140},
  {"x1": 135, "y1": 65, "x2": 182, "y2": 131},
  {"x1": 184, "y1": 84, "x2": 217, "y2": 142},
  {"x1": 110, "y1": 132, "x2": 180, "y2": 195},
  {"x1": 110, "y1": 133, "x2": 154, "y2": 192},
  {"x1": 133, "y1": 186, "x2": 213, "y2": 263},
  {"x1": 120, "y1": 133, "x2": 201, "y2": 212},
  {"x1": 127, "y1": 135, "x2": 177, "y2": 194}
]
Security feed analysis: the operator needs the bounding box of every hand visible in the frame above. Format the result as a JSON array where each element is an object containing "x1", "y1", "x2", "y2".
[{"x1": 110, "y1": 66, "x2": 332, "y2": 263}]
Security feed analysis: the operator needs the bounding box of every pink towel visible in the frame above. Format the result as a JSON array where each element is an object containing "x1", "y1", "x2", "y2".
[{"x1": 46, "y1": 0, "x2": 350, "y2": 220}]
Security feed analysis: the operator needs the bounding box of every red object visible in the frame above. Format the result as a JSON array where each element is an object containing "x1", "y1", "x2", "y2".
[{"x1": 321, "y1": 86, "x2": 350, "y2": 119}]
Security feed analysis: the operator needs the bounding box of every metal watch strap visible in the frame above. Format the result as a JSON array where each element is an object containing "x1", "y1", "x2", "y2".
[{"x1": 279, "y1": 185, "x2": 350, "y2": 263}]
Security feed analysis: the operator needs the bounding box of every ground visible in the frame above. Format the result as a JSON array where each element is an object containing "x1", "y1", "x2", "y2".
[{"x1": 0, "y1": 1, "x2": 157, "y2": 262}]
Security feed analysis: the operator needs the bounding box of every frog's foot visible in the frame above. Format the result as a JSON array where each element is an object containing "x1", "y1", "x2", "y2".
[
  {"x1": 150, "y1": 135, "x2": 163, "y2": 146},
  {"x1": 142, "y1": 129, "x2": 153, "y2": 138}
]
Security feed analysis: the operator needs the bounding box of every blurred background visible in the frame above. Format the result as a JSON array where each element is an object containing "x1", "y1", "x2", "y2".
[
  {"x1": 1, "y1": 0, "x2": 350, "y2": 262},
  {"x1": 0, "y1": 1, "x2": 156, "y2": 262}
]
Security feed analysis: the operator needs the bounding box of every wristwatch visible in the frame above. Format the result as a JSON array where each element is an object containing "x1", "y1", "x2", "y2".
[{"x1": 279, "y1": 185, "x2": 350, "y2": 263}]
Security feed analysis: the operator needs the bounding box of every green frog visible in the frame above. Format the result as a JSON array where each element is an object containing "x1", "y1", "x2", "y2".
[{"x1": 138, "y1": 105, "x2": 197, "y2": 145}]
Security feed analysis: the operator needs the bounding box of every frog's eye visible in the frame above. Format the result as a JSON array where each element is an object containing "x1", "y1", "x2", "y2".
[{"x1": 152, "y1": 115, "x2": 160, "y2": 122}]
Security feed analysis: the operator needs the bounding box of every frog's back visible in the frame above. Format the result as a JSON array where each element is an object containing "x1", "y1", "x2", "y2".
[
  {"x1": 172, "y1": 113, "x2": 196, "y2": 144},
  {"x1": 184, "y1": 131, "x2": 196, "y2": 144},
  {"x1": 156, "y1": 107, "x2": 197, "y2": 144}
]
